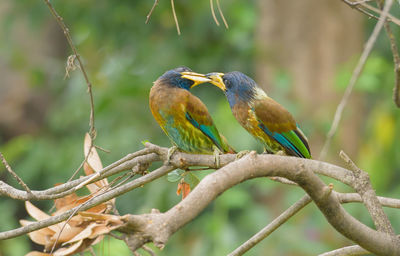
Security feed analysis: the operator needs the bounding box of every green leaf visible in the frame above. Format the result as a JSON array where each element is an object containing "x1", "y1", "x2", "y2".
[
  {"x1": 184, "y1": 172, "x2": 200, "y2": 189},
  {"x1": 141, "y1": 140, "x2": 150, "y2": 146},
  {"x1": 167, "y1": 169, "x2": 185, "y2": 182}
]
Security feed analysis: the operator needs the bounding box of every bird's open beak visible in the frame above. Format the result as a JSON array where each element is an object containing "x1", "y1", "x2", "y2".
[
  {"x1": 206, "y1": 72, "x2": 226, "y2": 91},
  {"x1": 180, "y1": 71, "x2": 211, "y2": 88}
]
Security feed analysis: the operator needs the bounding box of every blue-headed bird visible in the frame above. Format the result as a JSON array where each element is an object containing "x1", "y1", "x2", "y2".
[
  {"x1": 202, "y1": 71, "x2": 311, "y2": 158},
  {"x1": 149, "y1": 67, "x2": 235, "y2": 165}
]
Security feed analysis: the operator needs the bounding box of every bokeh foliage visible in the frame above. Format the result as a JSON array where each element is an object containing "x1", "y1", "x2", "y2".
[{"x1": 0, "y1": 1, "x2": 399, "y2": 255}]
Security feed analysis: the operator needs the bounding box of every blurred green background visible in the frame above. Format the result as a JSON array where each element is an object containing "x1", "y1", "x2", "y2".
[{"x1": 0, "y1": 1, "x2": 399, "y2": 255}]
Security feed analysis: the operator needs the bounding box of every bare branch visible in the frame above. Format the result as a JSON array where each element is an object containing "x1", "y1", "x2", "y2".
[
  {"x1": 337, "y1": 192, "x2": 400, "y2": 208},
  {"x1": 342, "y1": 0, "x2": 400, "y2": 26},
  {"x1": 210, "y1": 0, "x2": 220, "y2": 26},
  {"x1": 375, "y1": 0, "x2": 400, "y2": 108},
  {"x1": 1, "y1": 145, "x2": 399, "y2": 255},
  {"x1": 0, "y1": 148, "x2": 156, "y2": 200},
  {"x1": 146, "y1": 0, "x2": 160, "y2": 24},
  {"x1": 43, "y1": 0, "x2": 96, "y2": 138},
  {"x1": 319, "y1": 245, "x2": 370, "y2": 256},
  {"x1": 320, "y1": 0, "x2": 394, "y2": 159},
  {"x1": 0, "y1": 152, "x2": 32, "y2": 194},
  {"x1": 117, "y1": 153, "x2": 400, "y2": 255},
  {"x1": 229, "y1": 194, "x2": 312, "y2": 256},
  {"x1": 0, "y1": 164, "x2": 175, "y2": 240},
  {"x1": 340, "y1": 151, "x2": 394, "y2": 234},
  {"x1": 170, "y1": 0, "x2": 181, "y2": 35},
  {"x1": 216, "y1": 0, "x2": 229, "y2": 29}
]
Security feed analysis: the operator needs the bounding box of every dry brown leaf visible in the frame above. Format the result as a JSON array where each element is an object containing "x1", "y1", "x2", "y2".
[
  {"x1": 65, "y1": 223, "x2": 96, "y2": 244},
  {"x1": 54, "y1": 193, "x2": 80, "y2": 212},
  {"x1": 83, "y1": 133, "x2": 112, "y2": 196},
  {"x1": 54, "y1": 240, "x2": 83, "y2": 256},
  {"x1": 26, "y1": 252, "x2": 51, "y2": 256},
  {"x1": 177, "y1": 181, "x2": 191, "y2": 199},
  {"x1": 25, "y1": 202, "x2": 61, "y2": 233},
  {"x1": 83, "y1": 134, "x2": 107, "y2": 187},
  {"x1": 83, "y1": 133, "x2": 103, "y2": 174},
  {"x1": 25, "y1": 201, "x2": 51, "y2": 221},
  {"x1": 20, "y1": 220, "x2": 54, "y2": 246}
]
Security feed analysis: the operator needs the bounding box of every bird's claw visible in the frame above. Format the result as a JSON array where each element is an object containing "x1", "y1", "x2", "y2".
[
  {"x1": 235, "y1": 150, "x2": 251, "y2": 160},
  {"x1": 213, "y1": 147, "x2": 222, "y2": 169},
  {"x1": 275, "y1": 150, "x2": 286, "y2": 156},
  {"x1": 166, "y1": 146, "x2": 178, "y2": 164}
]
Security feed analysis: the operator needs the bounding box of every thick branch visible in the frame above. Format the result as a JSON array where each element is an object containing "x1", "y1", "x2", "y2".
[
  {"x1": 119, "y1": 153, "x2": 400, "y2": 255},
  {"x1": 2, "y1": 145, "x2": 400, "y2": 255},
  {"x1": 340, "y1": 151, "x2": 394, "y2": 235}
]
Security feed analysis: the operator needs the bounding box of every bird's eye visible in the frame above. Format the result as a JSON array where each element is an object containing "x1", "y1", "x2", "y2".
[{"x1": 223, "y1": 78, "x2": 231, "y2": 88}]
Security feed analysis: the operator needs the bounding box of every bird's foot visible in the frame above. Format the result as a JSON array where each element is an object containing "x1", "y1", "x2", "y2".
[
  {"x1": 235, "y1": 150, "x2": 251, "y2": 160},
  {"x1": 213, "y1": 147, "x2": 223, "y2": 169},
  {"x1": 166, "y1": 146, "x2": 178, "y2": 164},
  {"x1": 275, "y1": 150, "x2": 286, "y2": 156}
]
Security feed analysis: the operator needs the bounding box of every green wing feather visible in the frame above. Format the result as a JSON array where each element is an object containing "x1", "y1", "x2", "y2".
[
  {"x1": 185, "y1": 95, "x2": 233, "y2": 153},
  {"x1": 254, "y1": 98, "x2": 311, "y2": 158}
]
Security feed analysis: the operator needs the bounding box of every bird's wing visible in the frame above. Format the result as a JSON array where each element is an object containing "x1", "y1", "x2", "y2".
[
  {"x1": 253, "y1": 98, "x2": 311, "y2": 158},
  {"x1": 185, "y1": 94, "x2": 233, "y2": 153}
]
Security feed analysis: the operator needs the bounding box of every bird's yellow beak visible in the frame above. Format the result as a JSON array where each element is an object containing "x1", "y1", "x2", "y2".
[
  {"x1": 206, "y1": 72, "x2": 226, "y2": 91},
  {"x1": 180, "y1": 71, "x2": 211, "y2": 88}
]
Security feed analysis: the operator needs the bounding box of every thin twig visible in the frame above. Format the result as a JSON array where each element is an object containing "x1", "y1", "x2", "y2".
[
  {"x1": 320, "y1": 0, "x2": 393, "y2": 160},
  {"x1": 216, "y1": 0, "x2": 229, "y2": 29},
  {"x1": 0, "y1": 153, "x2": 32, "y2": 194},
  {"x1": 170, "y1": 0, "x2": 181, "y2": 35},
  {"x1": 146, "y1": 0, "x2": 160, "y2": 24},
  {"x1": 210, "y1": 0, "x2": 220, "y2": 26},
  {"x1": 339, "y1": 150, "x2": 394, "y2": 235},
  {"x1": 319, "y1": 245, "x2": 370, "y2": 256},
  {"x1": 43, "y1": 0, "x2": 96, "y2": 138},
  {"x1": 95, "y1": 145, "x2": 111, "y2": 153},
  {"x1": 229, "y1": 194, "x2": 311, "y2": 256},
  {"x1": 142, "y1": 245, "x2": 156, "y2": 256},
  {"x1": 376, "y1": 0, "x2": 400, "y2": 108},
  {"x1": 342, "y1": 0, "x2": 400, "y2": 26},
  {"x1": 87, "y1": 247, "x2": 96, "y2": 256}
]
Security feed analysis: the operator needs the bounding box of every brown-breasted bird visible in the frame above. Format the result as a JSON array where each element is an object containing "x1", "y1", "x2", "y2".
[
  {"x1": 149, "y1": 67, "x2": 235, "y2": 164},
  {"x1": 204, "y1": 71, "x2": 311, "y2": 158}
]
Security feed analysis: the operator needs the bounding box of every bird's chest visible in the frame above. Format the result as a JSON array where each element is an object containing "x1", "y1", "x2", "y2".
[
  {"x1": 232, "y1": 103, "x2": 259, "y2": 129},
  {"x1": 149, "y1": 87, "x2": 187, "y2": 125},
  {"x1": 232, "y1": 102, "x2": 269, "y2": 140}
]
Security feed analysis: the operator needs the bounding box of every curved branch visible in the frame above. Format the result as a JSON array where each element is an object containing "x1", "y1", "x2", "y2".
[
  {"x1": 119, "y1": 152, "x2": 400, "y2": 255},
  {"x1": 1, "y1": 145, "x2": 399, "y2": 256}
]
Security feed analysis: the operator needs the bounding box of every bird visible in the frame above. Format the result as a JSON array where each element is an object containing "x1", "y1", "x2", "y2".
[
  {"x1": 203, "y1": 71, "x2": 311, "y2": 158},
  {"x1": 149, "y1": 67, "x2": 235, "y2": 165}
]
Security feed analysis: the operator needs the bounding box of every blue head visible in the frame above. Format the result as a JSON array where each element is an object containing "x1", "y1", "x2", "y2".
[
  {"x1": 207, "y1": 71, "x2": 260, "y2": 107},
  {"x1": 157, "y1": 67, "x2": 210, "y2": 91}
]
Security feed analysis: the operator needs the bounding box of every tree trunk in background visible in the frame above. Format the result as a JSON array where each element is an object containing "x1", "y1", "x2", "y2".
[
  {"x1": 255, "y1": 0, "x2": 364, "y2": 161},
  {"x1": 0, "y1": 1, "x2": 66, "y2": 140}
]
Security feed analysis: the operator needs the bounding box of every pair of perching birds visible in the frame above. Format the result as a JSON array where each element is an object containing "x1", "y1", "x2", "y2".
[{"x1": 149, "y1": 67, "x2": 311, "y2": 165}]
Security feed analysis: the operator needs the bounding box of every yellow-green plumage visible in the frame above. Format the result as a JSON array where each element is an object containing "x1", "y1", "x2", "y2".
[
  {"x1": 207, "y1": 71, "x2": 311, "y2": 158},
  {"x1": 149, "y1": 67, "x2": 235, "y2": 154}
]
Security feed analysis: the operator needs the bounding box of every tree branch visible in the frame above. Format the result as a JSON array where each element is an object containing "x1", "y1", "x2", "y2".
[
  {"x1": 117, "y1": 152, "x2": 400, "y2": 255},
  {"x1": 319, "y1": 245, "x2": 370, "y2": 256},
  {"x1": 321, "y1": 0, "x2": 393, "y2": 159},
  {"x1": 0, "y1": 152, "x2": 32, "y2": 194},
  {"x1": 1, "y1": 145, "x2": 399, "y2": 255},
  {"x1": 340, "y1": 150, "x2": 394, "y2": 235},
  {"x1": 229, "y1": 194, "x2": 312, "y2": 256}
]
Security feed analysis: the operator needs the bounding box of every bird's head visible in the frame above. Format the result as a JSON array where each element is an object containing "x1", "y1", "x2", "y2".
[
  {"x1": 158, "y1": 66, "x2": 211, "y2": 91},
  {"x1": 206, "y1": 71, "x2": 262, "y2": 106}
]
